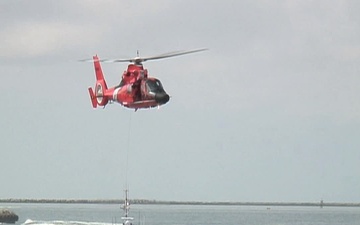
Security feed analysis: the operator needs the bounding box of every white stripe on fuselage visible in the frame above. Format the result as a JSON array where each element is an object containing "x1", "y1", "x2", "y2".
[{"x1": 113, "y1": 87, "x2": 121, "y2": 101}]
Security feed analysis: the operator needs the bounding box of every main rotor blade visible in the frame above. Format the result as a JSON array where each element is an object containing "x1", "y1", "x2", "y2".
[
  {"x1": 105, "y1": 59, "x2": 138, "y2": 63},
  {"x1": 78, "y1": 58, "x2": 108, "y2": 62},
  {"x1": 142, "y1": 48, "x2": 208, "y2": 62},
  {"x1": 102, "y1": 48, "x2": 208, "y2": 64}
]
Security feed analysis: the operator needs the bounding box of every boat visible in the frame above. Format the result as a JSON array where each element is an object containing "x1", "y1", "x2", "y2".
[{"x1": 120, "y1": 189, "x2": 134, "y2": 225}]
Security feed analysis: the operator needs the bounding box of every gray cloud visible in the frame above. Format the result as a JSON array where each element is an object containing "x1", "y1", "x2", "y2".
[{"x1": 0, "y1": 0, "x2": 359, "y2": 202}]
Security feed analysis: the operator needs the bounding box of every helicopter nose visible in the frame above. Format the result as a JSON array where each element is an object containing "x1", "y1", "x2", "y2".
[{"x1": 155, "y1": 92, "x2": 170, "y2": 104}]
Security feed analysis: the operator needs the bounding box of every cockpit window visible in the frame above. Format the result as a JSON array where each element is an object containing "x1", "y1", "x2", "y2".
[{"x1": 146, "y1": 79, "x2": 164, "y2": 93}]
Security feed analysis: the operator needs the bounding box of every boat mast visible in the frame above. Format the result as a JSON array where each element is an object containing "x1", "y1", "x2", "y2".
[{"x1": 124, "y1": 189, "x2": 130, "y2": 217}]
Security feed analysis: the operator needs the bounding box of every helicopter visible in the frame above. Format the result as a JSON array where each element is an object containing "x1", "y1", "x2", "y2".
[{"x1": 82, "y1": 48, "x2": 207, "y2": 110}]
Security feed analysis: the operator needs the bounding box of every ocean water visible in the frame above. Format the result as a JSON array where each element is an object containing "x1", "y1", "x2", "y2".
[{"x1": 1, "y1": 203, "x2": 360, "y2": 225}]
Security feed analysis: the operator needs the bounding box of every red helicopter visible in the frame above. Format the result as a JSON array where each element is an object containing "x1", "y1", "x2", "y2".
[{"x1": 83, "y1": 49, "x2": 207, "y2": 110}]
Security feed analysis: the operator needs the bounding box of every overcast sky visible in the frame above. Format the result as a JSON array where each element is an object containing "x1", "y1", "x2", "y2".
[{"x1": 1, "y1": 0, "x2": 359, "y2": 203}]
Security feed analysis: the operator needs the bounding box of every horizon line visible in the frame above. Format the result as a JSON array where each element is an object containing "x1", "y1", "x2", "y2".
[{"x1": 1, "y1": 199, "x2": 359, "y2": 207}]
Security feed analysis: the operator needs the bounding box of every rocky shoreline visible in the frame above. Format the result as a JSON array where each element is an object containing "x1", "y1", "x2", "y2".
[{"x1": 0, "y1": 209, "x2": 18, "y2": 224}]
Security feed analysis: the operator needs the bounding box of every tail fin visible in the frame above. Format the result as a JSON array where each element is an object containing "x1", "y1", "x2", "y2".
[
  {"x1": 90, "y1": 55, "x2": 109, "y2": 107},
  {"x1": 88, "y1": 87, "x2": 97, "y2": 108},
  {"x1": 93, "y1": 55, "x2": 107, "y2": 87}
]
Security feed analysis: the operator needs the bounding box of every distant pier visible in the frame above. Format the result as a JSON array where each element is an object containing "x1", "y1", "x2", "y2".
[
  {"x1": 1, "y1": 199, "x2": 360, "y2": 207},
  {"x1": 0, "y1": 209, "x2": 19, "y2": 224}
]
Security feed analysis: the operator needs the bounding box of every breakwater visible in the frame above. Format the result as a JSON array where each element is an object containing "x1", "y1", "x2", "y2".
[{"x1": 1, "y1": 199, "x2": 359, "y2": 207}]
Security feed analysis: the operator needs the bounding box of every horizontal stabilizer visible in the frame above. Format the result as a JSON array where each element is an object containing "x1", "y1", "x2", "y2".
[{"x1": 88, "y1": 87, "x2": 97, "y2": 108}]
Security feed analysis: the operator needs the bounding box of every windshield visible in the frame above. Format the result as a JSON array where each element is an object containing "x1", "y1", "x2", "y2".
[{"x1": 146, "y1": 79, "x2": 165, "y2": 93}]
